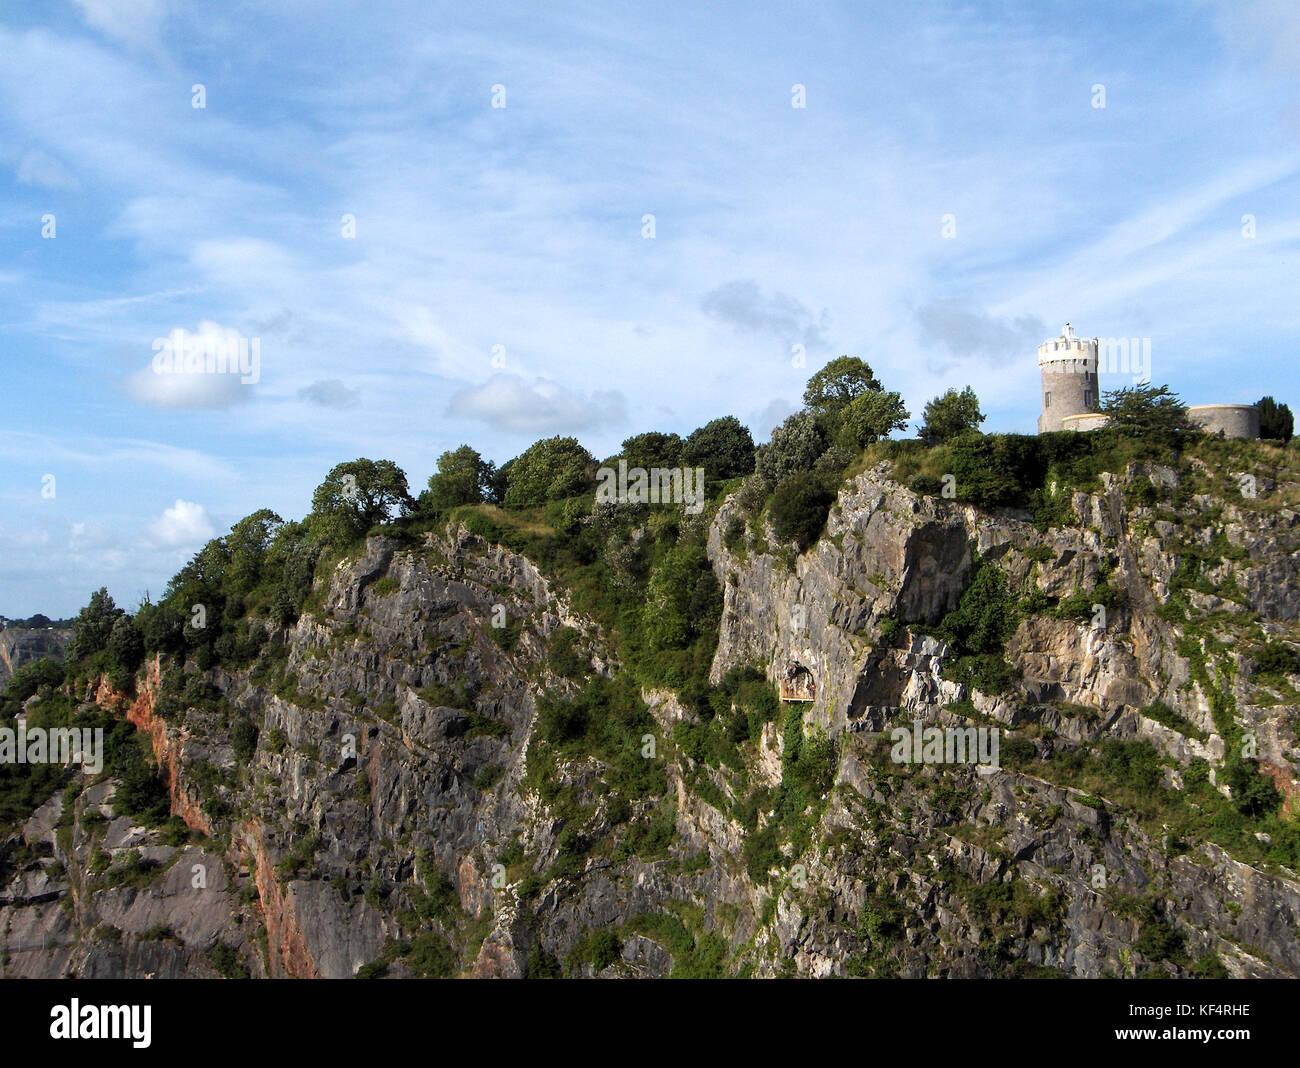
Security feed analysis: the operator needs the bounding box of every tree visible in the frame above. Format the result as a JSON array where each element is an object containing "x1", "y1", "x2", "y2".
[
  {"x1": 618, "y1": 431, "x2": 683, "y2": 471},
  {"x1": 226, "y1": 509, "x2": 284, "y2": 596},
  {"x1": 681, "y1": 415, "x2": 755, "y2": 479},
  {"x1": 769, "y1": 476, "x2": 835, "y2": 551},
  {"x1": 754, "y1": 412, "x2": 827, "y2": 485},
  {"x1": 107, "y1": 616, "x2": 146, "y2": 672},
  {"x1": 1101, "y1": 384, "x2": 1197, "y2": 439},
  {"x1": 802, "y1": 356, "x2": 882, "y2": 419},
  {"x1": 263, "y1": 520, "x2": 320, "y2": 625},
  {"x1": 642, "y1": 544, "x2": 710, "y2": 651},
  {"x1": 1256, "y1": 396, "x2": 1294, "y2": 443},
  {"x1": 308, "y1": 458, "x2": 414, "y2": 547},
  {"x1": 919, "y1": 387, "x2": 984, "y2": 445},
  {"x1": 69, "y1": 588, "x2": 124, "y2": 660},
  {"x1": 136, "y1": 600, "x2": 185, "y2": 656},
  {"x1": 423, "y1": 446, "x2": 491, "y2": 512},
  {"x1": 839, "y1": 390, "x2": 910, "y2": 448},
  {"x1": 501, "y1": 437, "x2": 595, "y2": 508}
]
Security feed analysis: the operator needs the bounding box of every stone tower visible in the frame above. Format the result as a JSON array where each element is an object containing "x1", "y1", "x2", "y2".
[{"x1": 1038, "y1": 323, "x2": 1100, "y2": 434}]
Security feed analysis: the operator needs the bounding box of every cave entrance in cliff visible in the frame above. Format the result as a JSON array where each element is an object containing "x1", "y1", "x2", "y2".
[{"x1": 779, "y1": 663, "x2": 816, "y2": 702}]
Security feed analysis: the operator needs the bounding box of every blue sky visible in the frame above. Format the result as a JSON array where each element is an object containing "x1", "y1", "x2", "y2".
[{"x1": 2, "y1": 0, "x2": 1298, "y2": 617}]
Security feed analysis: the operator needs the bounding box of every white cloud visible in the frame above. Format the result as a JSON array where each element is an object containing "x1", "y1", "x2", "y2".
[
  {"x1": 16, "y1": 149, "x2": 80, "y2": 191},
  {"x1": 71, "y1": 0, "x2": 171, "y2": 53},
  {"x1": 148, "y1": 499, "x2": 214, "y2": 548},
  {"x1": 449, "y1": 374, "x2": 627, "y2": 435},
  {"x1": 125, "y1": 321, "x2": 259, "y2": 409}
]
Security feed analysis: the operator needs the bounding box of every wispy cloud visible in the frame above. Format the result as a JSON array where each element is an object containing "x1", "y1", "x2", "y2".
[{"x1": 449, "y1": 374, "x2": 627, "y2": 435}]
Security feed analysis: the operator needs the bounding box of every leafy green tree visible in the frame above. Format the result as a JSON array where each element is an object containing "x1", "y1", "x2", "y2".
[
  {"x1": 226, "y1": 509, "x2": 284, "y2": 596},
  {"x1": 839, "y1": 390, "x2": 910, "y2": 448},
  {"x1": 618, "y1": 431, "x2": 683, "y2": 471},
  {"x1": 501, "y1": 437, "x2": 595, "y2": 508},
  {"x1": 1101, "y1": 384, "x2": 1197, "y2": 440},
  {"x1": 643, "y1": 544, "x2": 710, "y2": 651},
  {"x1": 682, "y1": 415, "x2": 755, "y2": 479},
  {"x1": 754, "y1": 413, "x2": 827, "y2": 485},
  {"x1": 69, "y1": 588, "x2": 125, "y2": 660},
  {"x1": 107, "y1": 616, "x2": 145, "y2": 672},
  {"x1": 802, "y1": 356, "x2": 882, "y2": 420},
  {"x1": 136, "y1": 600, "x2": 185, "y2": 656},
  {"x1": 940, "y1": 559, "x2": 1018, "y2": 657},
  {"x1": 769, "y1": 476, "x2": 835, "y2": 551},
  {"x1": 423, "y1": 445, "x2": 492, "y2": 512},
  {"x1": 1223, "y1": 753, "x2": 1282, "y2": 818},
  {"x1": 263, "y1": 520, "x2": 322, "y2": 625},
  {"x1": 308, "y1": 458, "x2": 414, "y2": 547},
  {"x1": 919, "y1": 386, "x2": 984, "y2": 445},
  {"x1": 1256, "y1": 396, "x2": 1294, "y2": 442}
]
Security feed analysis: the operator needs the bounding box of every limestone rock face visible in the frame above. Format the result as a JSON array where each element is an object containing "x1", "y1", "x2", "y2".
[
  {"x1": 3, "y1": 452, "x2": 1298, "y2": 979},
  {"x1": 0, "y1": 626, "x2": 71, "y2": 685}
]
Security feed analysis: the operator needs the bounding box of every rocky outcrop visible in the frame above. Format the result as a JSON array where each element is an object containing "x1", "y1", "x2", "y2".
[{"x1": 3, "y1": 452, "x2": 1297, "y2": 979}]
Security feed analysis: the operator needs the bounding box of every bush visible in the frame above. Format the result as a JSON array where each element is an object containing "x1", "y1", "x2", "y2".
[
  {"x1": 1222, "y1": 754, "x2": 1282, "y2": 818},
  {"x1": 754, "y1": 413, "x2": 826, "y2": 485},
  {"x1": 208, "y1": 941, "x2": 250, "y2": 979},
  {"x1": 406, "y1": 932, "x2": 457, "y2": 978},
  {"x1": 232, "y1": 717, "x2": 259, "y2": 761},
  {"x1": 1252, "y1": 642, "x2": 1298, "y2": 678},
  {"x1": 769, "y1": 477, "x2": 834, "y2": 551},
  {"x1": 642, "y1": 545, "x2": 715, "y2": 652},
  {"x1": 590, "y1": 930, "x2": 623, "y2": 971}
]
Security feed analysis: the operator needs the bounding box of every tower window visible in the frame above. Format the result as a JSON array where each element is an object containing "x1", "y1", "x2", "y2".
[
  {"x1": 1045, "y1": 392, "x2": 1051, "y2": 408},
  {"x1": 1083, "y1": 390, "x2": 1092, "y2": 407}
]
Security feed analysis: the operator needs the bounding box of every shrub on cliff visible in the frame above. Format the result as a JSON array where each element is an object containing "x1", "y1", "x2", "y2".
[{"x1": 769, "y1": 476, "x2": 834, "y2": 551}]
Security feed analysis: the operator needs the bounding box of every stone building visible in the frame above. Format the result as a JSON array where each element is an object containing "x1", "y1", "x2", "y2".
[
  {"x1": 1036, "y1": 324, "x2": 1258, "y2": 438},
  {"x1": 1037, "y1": 323, "x2": 1099, "y2": 433}
]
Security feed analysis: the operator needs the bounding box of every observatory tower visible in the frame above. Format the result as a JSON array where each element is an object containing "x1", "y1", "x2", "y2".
[{"x1": 1038, "y1": 323, "x2": 1100, "y2": 434}]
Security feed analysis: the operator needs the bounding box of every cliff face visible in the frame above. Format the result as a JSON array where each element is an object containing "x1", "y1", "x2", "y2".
[
  {"x1": 3, "y1": 458, "x2": 1298, "y2": 979},
  {"x1": 0, "y1": 627, "x2": 71, "y2": 686}
]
